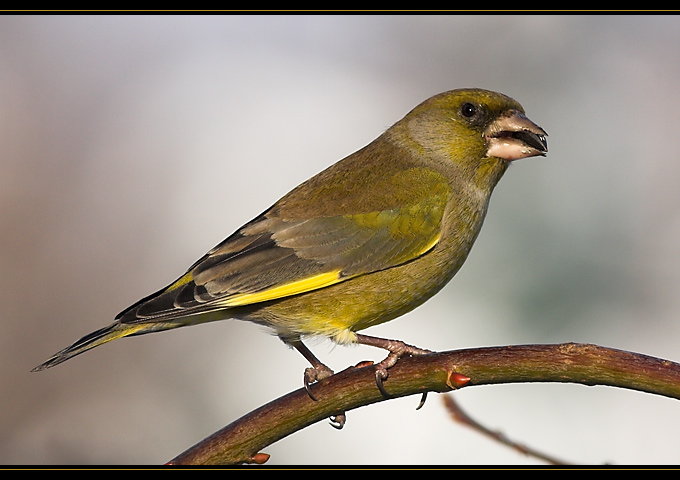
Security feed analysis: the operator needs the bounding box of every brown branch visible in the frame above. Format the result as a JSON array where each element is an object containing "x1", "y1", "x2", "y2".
[
  {"x1": 442, "y1": 394, "x2": 571, "y2": 465},
  {"x1": 167, "y1": 343, "x2": 680, "y2": 465}
]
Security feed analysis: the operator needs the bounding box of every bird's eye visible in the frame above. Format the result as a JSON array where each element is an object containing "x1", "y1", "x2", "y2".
[{"x1": 461, "y1": 102, "x2": 477, "y2": 118}]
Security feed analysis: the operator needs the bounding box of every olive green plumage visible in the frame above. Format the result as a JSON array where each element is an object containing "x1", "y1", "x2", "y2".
[{"x1": 33, "y1": 88, "x2": 547, "y2": 382}]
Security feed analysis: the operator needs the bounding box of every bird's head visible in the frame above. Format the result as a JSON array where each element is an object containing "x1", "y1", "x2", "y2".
[{"x1": 396, "y1": 88, "x2": 547, "y2": 179}]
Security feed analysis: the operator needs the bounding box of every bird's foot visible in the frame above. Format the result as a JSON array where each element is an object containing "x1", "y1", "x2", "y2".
[
  {"x1": 303, "y1": 363, "x2": 335, "y2": 401},
  {"x1": 355, "y1": 334, "x2": 433, "y2": 403},
  {"x1": 293, "y1": 342, "x2": 347, "y2": 427}
]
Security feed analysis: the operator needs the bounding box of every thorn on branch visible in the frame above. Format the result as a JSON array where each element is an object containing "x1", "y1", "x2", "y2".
[
  {"x1": 446, "y1": 372, "x2": 471, "y2": 389},
  {"x1": 246, "y1": 452, "x2": 271, "y2": 464}
]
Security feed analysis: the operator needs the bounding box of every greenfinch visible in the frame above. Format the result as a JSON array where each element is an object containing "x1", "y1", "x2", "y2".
[{"x1": 33, "y1": 88, "x2": 547, "y2": 397}]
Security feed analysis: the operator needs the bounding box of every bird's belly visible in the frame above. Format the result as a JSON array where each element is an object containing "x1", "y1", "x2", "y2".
[{"x1": 243, "y1": 245, "x2": 467, "y2": 343}]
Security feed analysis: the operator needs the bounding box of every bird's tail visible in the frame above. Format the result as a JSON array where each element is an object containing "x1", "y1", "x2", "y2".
[{"x1": 31, "y1": 322, "x2": 148, "y2": 372}]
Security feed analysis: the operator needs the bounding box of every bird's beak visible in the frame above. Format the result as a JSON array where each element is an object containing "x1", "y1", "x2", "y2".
[{"x1": 484, "y1": 110, "x2": 548, "y2": 161}]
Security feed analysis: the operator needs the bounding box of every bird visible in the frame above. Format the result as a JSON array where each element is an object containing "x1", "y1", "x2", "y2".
[{"x1": 32, "y1": 88, "x2": 547, "y2": 403}]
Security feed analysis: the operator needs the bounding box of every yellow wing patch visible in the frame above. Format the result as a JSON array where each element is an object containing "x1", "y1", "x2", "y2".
[
  {"x1": 220, "y1": 270, "x2": 343, "y2": 307},
  {"x1": 220, "y1": 229, "x2": 440, "y2": 308},
  {"x1": 165, "y1": 232, "x2": 441, "y2": 309}
]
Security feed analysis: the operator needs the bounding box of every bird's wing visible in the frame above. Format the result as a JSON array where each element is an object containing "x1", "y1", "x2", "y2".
[{"x1": 117, "y1": 167, "x2": 450, "y2": 324}]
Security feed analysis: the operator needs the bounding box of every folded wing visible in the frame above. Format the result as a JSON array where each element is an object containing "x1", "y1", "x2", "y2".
[{"x1": 117, "y1": 167, "x2": 450, "y2": 324}]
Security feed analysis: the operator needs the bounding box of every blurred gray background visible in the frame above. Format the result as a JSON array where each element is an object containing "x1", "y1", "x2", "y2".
[{"x1": 3, "y1": 15, "x2": 680, "y2": 465}]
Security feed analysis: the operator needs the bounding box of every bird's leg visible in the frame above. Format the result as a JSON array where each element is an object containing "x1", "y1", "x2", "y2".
[
  {"x1": 289, "y1": 339, "x2": 347, "y2": 429},
  {"x1": 354, "y1": 333, "x2": 433, "y2": 401},
  {"x1": 289, "y1": 339, "x2": 335, "y2": 401}
]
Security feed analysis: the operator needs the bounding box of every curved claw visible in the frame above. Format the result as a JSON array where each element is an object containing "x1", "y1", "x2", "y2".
[
  {"x1": 303, "y1": 364, "x2": 335, "y2": 401},
  {"x1": 329, "y1": 413, "x2": 347, "y2": 429},
  {"x1": 303, "y1": 367, "x2": 320, "y2": 401},
  {"x1": 415, "y1": 392, "x2": 428, "y2": 410},
  {"x1": 375, "y1": 366, "x2": 428, "y2": 410},
  {"x1": 374, "y1": 368, "x2": 391, "y2": 397}
]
